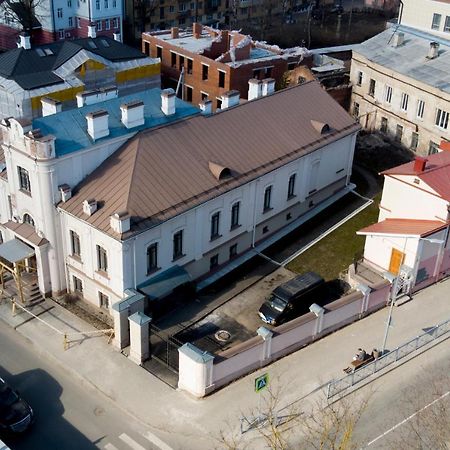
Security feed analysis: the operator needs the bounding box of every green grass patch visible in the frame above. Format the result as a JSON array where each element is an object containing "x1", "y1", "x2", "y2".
[{"x1": 286, "y1": 194, "x2": 381, "y2": 281}]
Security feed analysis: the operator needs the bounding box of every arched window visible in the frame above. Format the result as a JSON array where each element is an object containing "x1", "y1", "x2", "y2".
[{"x1": 23, "y1": 213, "x2": 35, "y2": 228}]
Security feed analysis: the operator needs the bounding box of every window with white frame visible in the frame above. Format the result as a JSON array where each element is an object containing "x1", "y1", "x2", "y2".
[
  {"x1": 67, "y1": 0, "x2": 72, "y2": 6},
  {"x1": 99, "y1": 291, "x2": 109, "y2": 309},
  {"x1": 58, "y1": 30, "x2": 64, "y2": 39},
  {"x1": 400, "y1": 93, "x2": 409, "y2": 111},
  {"x1": 113, "y1": 0, "x2": 116, "y2": 6},
  {"x1": 356, "y1": 71, "x2": 363, "y2": 86},
  {"x1": 70, "y1": 230, "x2": 81, "y2": 257},
  {"x1": 96, "y1": 245, "x2": 108, "y2": 272},
  {"x1": 263, "y1": 186, "x2": 272, "y2": 211},
  {"x1": 23, "y1": 213, "x2": 34, "y2": 227},
  {"x1": 384, "y1": 85, "x2": 392, "y2": 104},
  {"x1": 435, "y1": 108, "x2": 449, "y2": 129},
  {"x1": 287, "y1": 174, "x2": 296, "y2": 199},
  {"x1": 147, "y1": 243, "x2": 158, "y2": 273},
  {"x1": 231, "y1": 202, "x2": 240, "y2": 229},
  {"x1": 73, "y1": 276, "x2": 83, "y2": 293},
  {"x1": 410, "y1": 132, "x2": 419, "y2": 151},
  {"x1": 173, "y1": 230, "x2": 183, "y2": 259},
  {"x1": 96, "y1": 20, "x2": 102, "y2": 31},
  {"x1": 57, "y1": 8, "x2": 63, "y2": 17},
  {"x1": 18, "y1": 166, "x2": 31, "y2": 193},
  {"x1": 429, "y1": 141, "x2": 439, "y2": 154},
  {"x1": 113, "y1": 17, "x2": 119, "y2": 28},
  {"x1": 432, "y1": 13, "x2": 441, "y2": 30},
  {"x1": 417, "y1": 99, "x2": 425, "y2": 119},
  {"x1": 105, "y1": 18, "x2": 110, "y2": 30},
  {"x1": 210, "y1": 211, "x2": 220, "y2": 240},
  {"x1": 77, "y1": 17, "x2": 81, "y2": 28},
  {"x1": 96, "y1": 0, "x2": 100, "y2": 9},
  {"x1": 104, "y1": 0, "x2": 109, "y2": 8},
  {"x1": 68, "y1": 16, "x2": 73, "y2": 27},
  {"x1": 368, "y1": 79, "x2": 375, "y2": 96},
  {"x1": 445, "y1": 16, "x2": 450, "y2": 32}
]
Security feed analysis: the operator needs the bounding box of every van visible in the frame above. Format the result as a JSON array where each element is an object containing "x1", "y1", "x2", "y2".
[{"x1": 258, "y1": 272, "x2": 325, "y2": 326}]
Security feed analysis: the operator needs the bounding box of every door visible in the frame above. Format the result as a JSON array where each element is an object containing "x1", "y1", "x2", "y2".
[{"x1": 389, "y1": 248, "x2": 405, "y2": 275}]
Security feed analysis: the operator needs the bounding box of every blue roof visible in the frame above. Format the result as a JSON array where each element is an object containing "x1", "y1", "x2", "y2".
[{"x1": 33, "y1": 89, "x2": 200, "y2": 157}]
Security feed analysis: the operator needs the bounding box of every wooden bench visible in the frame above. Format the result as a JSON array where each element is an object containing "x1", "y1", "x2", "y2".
[{"x1": 343, "y1": 354, "x2": 375, "y2": 374}]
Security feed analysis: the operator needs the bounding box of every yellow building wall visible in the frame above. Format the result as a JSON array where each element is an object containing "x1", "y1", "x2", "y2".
[
  {"x1": 115, "y1": 63, "x2": 160, "y2": 83},
  {"x1": 30, "y1": 86, "x2": 85, "y2": 112}
]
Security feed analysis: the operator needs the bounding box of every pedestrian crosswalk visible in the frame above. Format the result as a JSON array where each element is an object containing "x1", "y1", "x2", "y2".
[{"x1": 102, "y1": 430, "x2": 174, "y2": 450}]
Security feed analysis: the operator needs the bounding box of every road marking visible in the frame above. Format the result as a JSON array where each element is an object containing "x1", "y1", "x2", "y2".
[
  {"x1": 365, "y1": 390, "x2": 450, "y2": 446},
  {"x1": 104, "y1": 444, "x2": 119, "y2": 450},
  {"x1": 143, "y1": 430, "x2": 174, "y2": 450},
  {"x1": 119, "y1": 433, "x2": 146, "y2": 450}
]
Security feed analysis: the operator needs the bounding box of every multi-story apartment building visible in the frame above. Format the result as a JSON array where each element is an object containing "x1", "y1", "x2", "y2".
[
  {"x1": 142, "y1": 23, "x2": 310, "y2": 111},
  {"x1": 0, "y1": 35, "x2": 160, "y2": 120},
  {"x1": 0, "y1": 80, "x2": 359, "y2": 314},
  {"x1": 0, "y1": 0, "x2": 124, "y2": 50}
]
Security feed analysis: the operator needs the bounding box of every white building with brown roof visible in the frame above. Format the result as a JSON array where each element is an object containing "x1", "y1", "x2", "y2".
[
  {"x1": 1, "y1": 79, "x2": 359, "y2": 315},
  {"x1": 357, "y1": 151, "x2": 450, "y2": 293}
]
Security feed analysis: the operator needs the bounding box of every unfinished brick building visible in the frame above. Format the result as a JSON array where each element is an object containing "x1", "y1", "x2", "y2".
[{"x1": 142, "y1": 23, "x2": 311, "y2": 111}]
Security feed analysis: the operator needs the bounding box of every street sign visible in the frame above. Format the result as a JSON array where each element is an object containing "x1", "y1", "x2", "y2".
[{"x1": 255, "y1": 373, "x2": 269, "y2": 393}]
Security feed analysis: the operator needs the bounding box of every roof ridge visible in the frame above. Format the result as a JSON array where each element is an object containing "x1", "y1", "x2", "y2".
[{"x1": 124, "y1": 138, "x2": 141, "y2": 214}]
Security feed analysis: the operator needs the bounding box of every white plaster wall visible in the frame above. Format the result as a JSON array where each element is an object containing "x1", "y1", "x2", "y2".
[
  {"x1": 401, "y1": 0, "x2": 450, "y2": 37},
  {"x1": 379, "y1": 176, "x2": 449, "y2": 222}
]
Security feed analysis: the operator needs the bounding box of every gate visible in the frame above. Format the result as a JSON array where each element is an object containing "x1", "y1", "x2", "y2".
[{"x1": 149, "y1": 324, "x2": 182, "y2": 373}]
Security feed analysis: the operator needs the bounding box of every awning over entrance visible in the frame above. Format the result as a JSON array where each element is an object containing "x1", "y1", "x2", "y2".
[
  {"x1": 0, "y1": 239, "x2": 35, "y2": 264},
  {"x1": 3, "y1": 221, "x2": 48, "y2": 247},
  {"x1": 138, "y1": 265, "x2": 191, "y2": 300}
]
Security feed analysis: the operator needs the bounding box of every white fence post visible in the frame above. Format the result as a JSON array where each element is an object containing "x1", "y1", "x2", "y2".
[
  {"x1": 257, "y1": 326, "x2": 273, "y2": 362},
  {"x1": 128, "y1": 312, "x2": 152, "y2": 365}
]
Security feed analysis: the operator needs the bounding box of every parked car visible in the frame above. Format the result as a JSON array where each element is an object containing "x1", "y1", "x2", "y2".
[
  {"x1": 0, "y1": 377, "x2": 33, "y2": 434},
  {"x1": 258, "y1": 272, "x2": 325, "y2": 326}
]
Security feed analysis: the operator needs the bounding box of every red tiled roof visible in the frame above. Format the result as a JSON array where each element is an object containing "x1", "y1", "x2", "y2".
[
  {"x1": 382, "y1": 151, "x2": 450, "y2": 201},
  {"x1": 357, "y1": 218, "x2": 448, "y2": 237},
  {"x1": 440, "y1": 141, "x2": 450, "y2": 152}
]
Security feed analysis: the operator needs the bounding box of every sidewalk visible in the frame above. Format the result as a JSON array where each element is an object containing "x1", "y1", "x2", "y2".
[{"x1": 1, "y1": 278, "x2": 449, "y2": 449}]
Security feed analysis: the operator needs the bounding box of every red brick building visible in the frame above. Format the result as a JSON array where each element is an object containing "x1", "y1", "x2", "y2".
[{"x1": 142, "y1": 23, "x2": 311, "y2": 111}]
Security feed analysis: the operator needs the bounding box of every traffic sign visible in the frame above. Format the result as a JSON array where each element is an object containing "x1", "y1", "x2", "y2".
[{"x1": 255, "y1": 373, "x2": 269, "y2": 393}]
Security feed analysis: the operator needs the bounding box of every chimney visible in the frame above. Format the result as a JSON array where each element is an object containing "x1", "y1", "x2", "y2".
[
  {"x1": 110, "y1": 211, "x2": 131, "y2": 234},
  {"x1": 427, "y1": 42, "x2": 439, "y2": 59},
  {"x1": 199, "y1": 99, "x2": 212, "y2": 115},
  {"x1": 220, "y1": 90, "x2": 240, "y2": 109},
  {"x1": 17, "y1": 33, "x2": 31, "y2": 50},
  {"x1": 391, "y1": 32, "x2": 404, "y2": 48},
  {"x1": 193, "y1": 22, "x2": 202, "y2": 39},
  {"x1": 120, "y1": 100, "x2": 145, "y2": 128},
  {"x1": 161, "y1": 88, "x2": 176, "y2": 116},
  {"x1": 413, "y1": 156, "x2": 427, "y2": 173},
  {"x1": 85, "y1": 110, "x2": 109, "y2": 141},
  {"x1": 261, "y1": 78, "x2": 275, "y2": 96},
  {"x1": 58, "y1": 184, "x2": 72, "y2": 202},
  {"x1": 41, "y1": 97, "x2": 62, "y2": 116},
  {"x1": 83, "y1": 199, "x2": 97, "y2": 216},
  {"x1": 221, "y1": 30, "x2": 229, "y2": 51},
  {"x1": 113, "y1": 32, "x2": 121, "y2": 42},
  {"x1": 171, "y1": 27, "x2": 179, "y2": 39},
  {"x1": 248, "y1": 78, "x2": 262, "y2": 101},
  {"x1": 76, "y1": 87, "x2": 118, "y2": 107},
  {"x1": 88, "y1": 23, "x2": 97, "y2": 38}
]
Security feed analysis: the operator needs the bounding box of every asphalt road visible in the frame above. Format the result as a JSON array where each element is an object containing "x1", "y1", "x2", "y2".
[{"x1": 0, "y1": 325, "x2": 167, "y2": 450}]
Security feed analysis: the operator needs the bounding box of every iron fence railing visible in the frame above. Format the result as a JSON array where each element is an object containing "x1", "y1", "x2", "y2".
[{"x1": 326, "y1": 318, "x2": 450, "y2": 399}]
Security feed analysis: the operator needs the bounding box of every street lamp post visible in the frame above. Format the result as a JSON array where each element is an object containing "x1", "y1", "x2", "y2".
[{"x1": 381, "y1": 271, "x2": 397, "y2": 354}]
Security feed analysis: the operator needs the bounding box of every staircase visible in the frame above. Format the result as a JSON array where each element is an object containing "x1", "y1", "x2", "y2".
[{"x1": 1, "y1": 272, "x2": 44, "y2": 306}]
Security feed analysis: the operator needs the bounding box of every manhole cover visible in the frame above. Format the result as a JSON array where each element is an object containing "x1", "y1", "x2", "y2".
[
  {"x1": 94, "y1": 406, "x2": 105, "y2": 416},
  {"x1": 214, "y1": 330, "x2": 231, "y2": 342}
]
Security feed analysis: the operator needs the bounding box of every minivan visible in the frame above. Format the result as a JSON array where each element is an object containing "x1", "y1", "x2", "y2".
[{"x1": 258, "y1": 272, "x2": 325, "y2": 326}]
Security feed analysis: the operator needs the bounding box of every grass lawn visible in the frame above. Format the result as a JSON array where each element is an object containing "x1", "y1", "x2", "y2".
[{"x1": 286, "y1": 193, "x2": 381, "y2": 281}]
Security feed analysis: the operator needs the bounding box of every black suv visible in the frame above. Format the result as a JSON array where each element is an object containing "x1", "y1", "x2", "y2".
[{"x1": 0, "y1": 377, "x2": 33, "y2": 433}]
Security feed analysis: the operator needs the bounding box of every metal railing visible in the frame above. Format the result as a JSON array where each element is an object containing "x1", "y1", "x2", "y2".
[{"x1": 326, "y1": 318, "x2": 450, "y2": 399}]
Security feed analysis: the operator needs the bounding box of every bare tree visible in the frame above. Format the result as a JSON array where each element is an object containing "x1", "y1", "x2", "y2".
[
  {"x1": 2, "y1": 0, "x2": 46, "y2": 36},
  {"x1": 134, "y1": 0, "x2": 159, "y2": 34}
]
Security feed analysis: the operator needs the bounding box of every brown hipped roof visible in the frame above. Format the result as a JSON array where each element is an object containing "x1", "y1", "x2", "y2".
[
  {"x1": 357, "y1": 219, "x2": 448, "y2": 238},
  {"x1": 60, "y1": 81, "x2": 360, "y2": 239}
]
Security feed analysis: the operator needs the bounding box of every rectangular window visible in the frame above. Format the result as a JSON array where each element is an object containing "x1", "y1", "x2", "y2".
[
  {"x1": 156, "y1": 45, "x2": 162, "y2": 59},
  {"x1": 435, "y1": 108, "x2": 449, "y2": 129},
  {"x1": 186, "y1": 85, "x2": 193, "y2": 102},
  {"x1": 169, "y1": 5, "x2": 174, "y2": 11},
  {"x1": 160, "y1": 6, "x2": 164, "y2": 18},
  {"x1": 70, "y1": 230, "x2": 81, "y2": 257},
  {"x1": 218, "y1": 70, "x2": 225, "y2": 88},
  {"x1": 105, "y1": 18, "x2": 110, "y2": 30},
  {"x1": 147, "y1": 243, "x2": 158, "y2": 273},
  {"x1": 104, "y1": 0, "x2": 109, "y2": 8},
  {"x1": 58, "y1": 30, "x2": 64, "y2": 39},
  {"x1": 400, "y1": 92, "x2": 409, "y2": 111},
  {"x1": 202, "y1": 64, "x2": 209, "y2": 80},
  {"x1": 432, "y1": 13, "x2": 441, "y2": 30},
  {"x1": 352, "y1": 102, "x2": 359, "y2": 119},
  {"x1": 18, "y1": 167, "x2": 31, "y2": 193},
  {"x1": 113, "y1": 17, "x2": 118, "y2": 28},
  {"x1": 173, "y1": 230, "x2": 183, "y2": 259},
  {"x1": 209, "y1": 254, "x2": 219, "y2": 271},
  {"x1": 96, "y1": 0, "x2": 100, "y2": 9},
  {"x1": 216, "y1": 98, "x2": 222, "y2": 109},
  {"x1": 444, "y1": 16, "x2": 450, "y2": 32},
  {"x1": 99, "y1": 292, "x2": 109, "y2": 309},
  {"x1": 417, "y1": 100, "x2": 425, "y2": 119},
  {"x1": 384, "y1": 85, "x2": 392, "y2": 103},
  {"x1": 395, "y1": 124, "x2": 403, "y2": 142},
  {"x1": 229, "y1": 244, "x2": 237, "y2": 259},
  {"x1": 410, "y1": 132, "x2": 419, "y2": 151},
  {"x1": 287, "y1": 173, "x2": 296, "y2": 199},
  {"x1": 231, "y1": 202, "x2": 240, "y2": 229},
  {"x1": 187, "y1": 58, "x2": 193, "y2": 74},
  {"x1": 57, "y1": 8, "x2": 63, "y2": 18},
  {"x1": 253, "y1": 68, "x2": 261, "y2": 79},
  {"x1": 73, "y1": 276, "x2": 83, "y2": 293},
  {"x1": 96, "y1": 20, "x2": 102, "y2": 31},
  {"x1": 369, "y1": 79, "x2": 375, "y2": 96},
  {"x1": 211, "y1": 211, "x2": 220, "y2": 239},
  {"x1": 171, "y1": 51, "x2": 176, "y2": 67},
  {"x1": 68, "y1": 16, "x2": 73, "y2": 27},
  {"x1": 263, "y1": 186, "x2": 272, "y2": 211},
  {"x1": 67, "y1": 0, "x2": 72, "y2": 6},
  {"x1": 356, "y1": 71, "x2": 363, "y2": 86},
  {"x1": 179, "y1": 2, "x2": 186, "y2": 11},
  {"x1": 380, "y1": 117, "x2": 388, "y2": 133},
  {"x1": 77, "y1": 17, "x2": 81, "y2": 28},
  {"x1": 113, "y1": 0, "x2": 116, "y2": 6},
  {"x1": 201, "y1": 92, "x2": 208, "y2": 100},
  {"x1": 96, "y1": 245, "x2": 108, "y2": 272},
  {"x1": 428, "y1": 141, "x2": 439, "y2": 155},
  {"x1": 179, "y1": 55, "x2": 184, "y2": 70}
]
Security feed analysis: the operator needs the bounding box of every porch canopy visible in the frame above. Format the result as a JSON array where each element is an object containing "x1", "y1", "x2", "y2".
[
  {"x1": 138, "y1": 265, "x2": 191, "y2": 301},
  {"x1": 0, "y1": 239, "x2": 34, "y2": 264}
]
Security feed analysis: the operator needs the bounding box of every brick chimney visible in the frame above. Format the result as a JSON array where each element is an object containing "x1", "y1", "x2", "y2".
[
  {"x1": 193, "y1": 22, "x2": 202, "y2": 39},
  {"x1": 171, "y1": 27, "x2": 179, "y2": 39},
  {"x1": 161, "y1": 89, "x2": 176, "y2": 115},
  {"x1": 221, "y1": 90, "x2": 240, "y2": 109},
  {"x1": 413, "y1": 156, "x2": 427, "y2": 173}
]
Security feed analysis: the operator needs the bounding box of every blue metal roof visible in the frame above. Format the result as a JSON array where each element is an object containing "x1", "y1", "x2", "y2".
[{"x1": 33, "y1": 89, "x2": 200, "y2": 157}]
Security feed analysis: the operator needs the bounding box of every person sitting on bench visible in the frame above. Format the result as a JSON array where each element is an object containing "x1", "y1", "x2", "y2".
[{"x1": 353, "y1": 348, "x2": 366, "y2": 361}]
